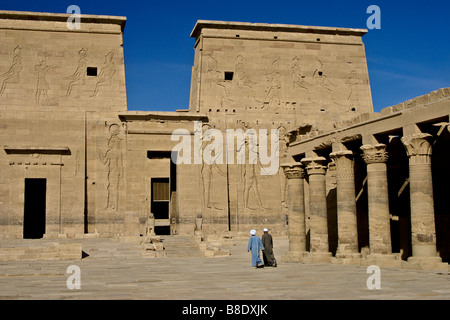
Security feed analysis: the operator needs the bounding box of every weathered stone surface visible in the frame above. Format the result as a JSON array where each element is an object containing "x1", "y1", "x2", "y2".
[{"x1": 0, "y1": 241, "x2": 82, "y2": 261}]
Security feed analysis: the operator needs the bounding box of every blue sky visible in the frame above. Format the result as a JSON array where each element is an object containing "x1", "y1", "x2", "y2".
[{"x1": 1, "y1": 0, "x2": 449, "y2": 112}]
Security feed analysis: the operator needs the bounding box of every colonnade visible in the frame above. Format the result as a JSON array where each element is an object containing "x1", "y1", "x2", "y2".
[{"x1": 281, "y1": 133, "x2": 447, "y2": 270}]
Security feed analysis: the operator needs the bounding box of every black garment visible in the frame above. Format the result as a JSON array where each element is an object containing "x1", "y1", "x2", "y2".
[{"x1": 261, "y1": 233, "x2": 277, "y2": 267}]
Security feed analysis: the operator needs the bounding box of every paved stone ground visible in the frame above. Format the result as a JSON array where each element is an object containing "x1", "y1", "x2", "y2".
[{"x1": 0, "y1": 236, "x2": 449, "y2": 300}]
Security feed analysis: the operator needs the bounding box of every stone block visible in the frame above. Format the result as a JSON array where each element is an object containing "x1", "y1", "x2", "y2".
[
  {"x1": 282, "y1": 251, "x2": 306, "y2": 263},
  {"x1": 401, "y1": 257, "x2": 449, "y2": 272},
  {"x1": 360, "y1": 254, "x2": 402, "y2": 268}
]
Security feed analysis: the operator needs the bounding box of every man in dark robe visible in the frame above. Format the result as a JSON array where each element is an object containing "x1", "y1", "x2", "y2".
[{"x1": 261, "y1": 228, "x2": 277, "y2": 267}]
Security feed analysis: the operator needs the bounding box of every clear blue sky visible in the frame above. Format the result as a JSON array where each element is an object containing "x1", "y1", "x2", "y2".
[{"x1": 1, "y1": 0, "x2": 449, "y2": 112}]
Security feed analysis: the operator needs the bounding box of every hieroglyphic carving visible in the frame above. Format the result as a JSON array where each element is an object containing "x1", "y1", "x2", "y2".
[
  {"x1": 64, "y1": 48, "x2": 88, "y2": 97},
  {"x1": 35, "y1": 53, "x2": 59, "y2": 105},
  {"x1": 92, "y1": 50, "x2": 116, "y2": 97},
  {"x1": 73, "y1": 150, "x2": 80, "y2": 177},
  {"x1": 0, "y1": 45, "x2": 22, "y2": 95},
  {"x1": 31, "y1": 152, "x2": 42, "y2": 166},
  {"x1": 97, "y1": 123, "x2": 123, "y2": 211}
]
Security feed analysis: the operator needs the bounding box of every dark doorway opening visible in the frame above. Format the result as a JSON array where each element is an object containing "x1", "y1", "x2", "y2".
[
  {"x1": 23, "y1": 178, "x2": 46, "y2": 239},
  {"x1": 151, "y1": 177, "x2": 170, "y2": 235}
]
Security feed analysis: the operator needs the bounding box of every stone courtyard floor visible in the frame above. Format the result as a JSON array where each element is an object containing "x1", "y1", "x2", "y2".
[{"x1": 0, "y1": 236, "x2": 449, "y2": 301}]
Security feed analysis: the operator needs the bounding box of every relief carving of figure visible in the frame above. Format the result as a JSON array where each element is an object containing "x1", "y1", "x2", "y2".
[
  {"x1": 234, "y1": 55, "x2": 259, "y2": 103},
  {"x1": 92, "y1": 50, "x2": 116, "y2": 97},
  {"x1": 237, "y1": 126, "x2": 269, "y2": 210},
  {"x1": 277, "y1": 125, "x2": 289, "y2": 207},
  {"x1": 345, "y1": 68, "x2": 359, "y2": 111},
  {"x1": 264, "y1": 59, "x2": 281, "y2": 110},
  {"x1": 0, "y1": 45, "x2": 22, "y2": 95},
  {"x1": 312, "y1": 59, "x2": 337, "y2": 106},
  {"x1": 200, "y1": 124, "x2": 226, "y2": 210},
  {"x1": 34, "y1": 54, "x2": 59, "y2": 105},
  {"x1": 291, "y1": 56, "x2": 309, "y2": 92},
  {"x1": 243, "y1": 142, "x2": 269, "y2": 210},
  {"x1": 64, "y1": 48, "x2": 88, "y2": 97},
  {"x1": 206, "y1": 55, "x2": 233, "y2": 103},
  {"x1": 97, "y1": 123, "x2": 123, "y2": 211}
]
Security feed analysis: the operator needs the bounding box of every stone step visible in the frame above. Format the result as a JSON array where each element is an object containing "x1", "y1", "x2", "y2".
[
  {"x1": 80, "y1": 239, "x2": 143, "y2": 259},
  {"x1": 0, "y1": 240, "x2": 82, "y2": 261},
  {"x1": 159, "y1": 236, "x2": 204, "y2": 258}
]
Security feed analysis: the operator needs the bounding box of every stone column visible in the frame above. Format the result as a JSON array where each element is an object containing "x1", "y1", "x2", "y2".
[
  {"x1": 280, "y1": 163, "x2": 307, "y2": 262},
  {"x1": 401, "y1": 133, "x2": 447, "y2": 270},
  {"x1": 301, "y1": 157, "x2": 332, "y2": 263},
  {"x1": 329, "y1": 151, "x2": 361, "y2": 264},
  {"x1": 360, "y1": 144, "x2": 400, "y2": 267}
]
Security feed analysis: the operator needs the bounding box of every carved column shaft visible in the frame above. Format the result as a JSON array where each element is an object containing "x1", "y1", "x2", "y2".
[
  {"x1": 402, "y1": 134, "x2": 437, "y2": 258},
  {"x1": 360, "y1": 144, "x2": 392, "y2": 255},
  {"x1": 281, "y1": 163, "x2": 306, "y2": 257},
  {"x1": 330, "y1": 151, "x2": 359, "y2": 256},
  {"x1": 302, "y1": 157, "x2": 329, "y2": 255}
]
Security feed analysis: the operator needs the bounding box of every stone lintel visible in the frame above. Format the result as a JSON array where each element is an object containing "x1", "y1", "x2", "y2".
[
  {"x1": 190, "y1": 20, "x2": 368, "y2": 39},
  {"x1": 0, "y1": 10, "x2": 127, "y2": 33},
  {"x1": 4, "y1": 145, "x2": 70, "y2": 155},
  {"x1": 118, "y1": 111, "x2": 209, "y2": 122},
  {"x1": 329, "y1": 150, "x2": 353, "y2": 158}
]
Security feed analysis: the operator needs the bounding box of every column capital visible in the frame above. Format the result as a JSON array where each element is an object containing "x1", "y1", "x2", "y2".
[
  {"x1": 401, "y1": 133, "x2": 433, "y2": 165},
  {"x1": 360, "y1": 144, "x2": 388, "y2": 165},
  {"x1": 330, "y1": 150, "x2": 354, "y2": 179},
  {"x1": 301, "y1": 157, "x2": 327, "y2": 175},
  {"x1": 281, "y1": 162, "x2": 304, "y2": 179}
]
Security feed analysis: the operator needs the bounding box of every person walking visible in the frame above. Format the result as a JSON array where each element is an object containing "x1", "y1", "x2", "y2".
[
  {"x1": 247, "y1": 229, "x2": 264, "y2": 268},
  {"x1": 261, "y1": 228, "x2": 277, "y2": 267}
]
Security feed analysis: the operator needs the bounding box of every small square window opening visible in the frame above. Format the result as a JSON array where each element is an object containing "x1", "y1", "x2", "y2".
[
  {"x1": 87, "y1": 67, "x2": 97, "y2": 76},
  {"x1": 224, "y1": 72, "x2": 234, "y2": 81}
]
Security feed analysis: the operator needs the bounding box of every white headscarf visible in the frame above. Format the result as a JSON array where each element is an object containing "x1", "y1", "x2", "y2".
[{"x1": 250, "y1": 229, "x2": 256, "y2": 235}]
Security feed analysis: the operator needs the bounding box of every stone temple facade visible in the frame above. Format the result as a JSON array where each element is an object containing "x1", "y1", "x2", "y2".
[{"x1": 0, "y1": 11, "x2": 448, "y2": 269}]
